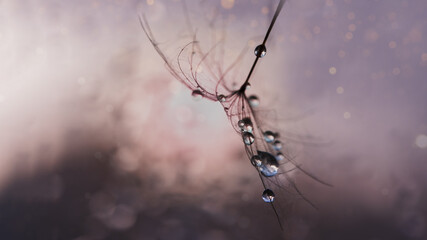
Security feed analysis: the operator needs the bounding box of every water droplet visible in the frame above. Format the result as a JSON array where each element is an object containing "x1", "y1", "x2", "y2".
[
  {"x1": 256, "y1": 151, "x2": 279, "y2": 177},
  {"x1": 263, "y1": 131, "x2": 275, "y2": 143},
  {"x1": 254, "y1": 44, "x2": 267, "y2": 58},
  {"x1": 245, "y1": 83, "x2": 251, "y2": 90},
  {"x1": 248, "y1": 95, "x2": 260, "y2": 107},
  {"x1": 276, "y1": 152, "x2": 285, "y2": 161},
  {"x1": 191, "y1": 89, "x2": 203, "y2": 101},
  {"x1": 217, "y1": 94, "x2": 226, "y2": 102},
  {"x1": 242, "y1": 132, "x2": 255, "y2": 145},
  {"x1": 238, "y1": 117, "x2": 253, "y2": 132},
  {"x1": 262, "y1": 189, "x2": 275, "y2": 203},
  {"x1": 272, "y1": 140, "x2": 282, "y2": 151},
  {"x1": 251, "y1": 155, "x2": 262, "y2": 167}
]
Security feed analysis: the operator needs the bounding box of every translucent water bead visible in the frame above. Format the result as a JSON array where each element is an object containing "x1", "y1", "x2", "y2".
[
  {"x1": 191, "y1": 89, "x2": 203, "y2": 101},
  {"x1": 251, "y1": 155, "x2": 262, "y2": 167},
  {"x1": 256, "y1": 151, "x2": 279, "y2": 177},
  {"x1": 262, "y1": 189, "x2": 275, "y2": 203},
  {"x1": 245, "y1": 83, "x2": 251, "y2": 90},
  {"x1": 242, "y1": 132, "x2": 255, "y2": 145},
  {"x1": 254, "y1": 44, "x2": 267, "y2": 58},
  {"x1": 237, "y1": 117, "x2": 253, "y2": 133},
  {"x1": 263, "y1": 131, "x2": 275, "y2": 143},
  {"x1": 272, "y1": 140, "x2": 282, "y2": 151},
  {"x1": 248, "y1": 95, "x2": 260, "y2": 107},
  {"x1": 217, "y1": 94, "x2": 226, "y2": 102},
  {"x1": 276, "y1": 152, "x2": 285, "y2": 161}
]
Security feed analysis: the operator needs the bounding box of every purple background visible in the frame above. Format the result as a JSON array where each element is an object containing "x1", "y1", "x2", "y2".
[{"x1": 0, "y1": 0, "x2": 426, "y2": 239}]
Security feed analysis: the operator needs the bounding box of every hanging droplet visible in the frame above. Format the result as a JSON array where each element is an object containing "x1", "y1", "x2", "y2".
[
  {"x1": 272, "y1": 140, "x2": 282, "y2": 151},
  {"x1": 256, "y1": 151, "x2": 279, "y2": 177},
  {"x1": 262, "y1": 189, "x2": 275, "y2": 203},
  {"x1": 250, "y1": 155, "x2": 262, "y2": 167},
  {"x1": 276, "y1": 152, "x2": 285, "y2": 161},
  {"x1": 237, "y1": 117, "x2": 253, "y2": 133},
  {"x1": 245, "y1": 83, "x2": 251, "y2": 90},
  {"x1": 242, "y1": 132, "x2": 255, "y2": 145},
  {"x1": 254, "y1": 44, "x2": 267, "y2": 58},
  {"x1": 263, "y1": 131, "x2": 275, "y2": 143},
  {"x1": 217, "y1": 94, "x2": 226, "y2": 102},
  {"x1": 191, "y1": 89, "x2": 203, "y2": 101},
  {"x1": 248, "y1": 95, "x2": 260, "y2": 107}
]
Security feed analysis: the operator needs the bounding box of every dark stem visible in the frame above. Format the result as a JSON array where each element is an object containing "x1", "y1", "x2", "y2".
[{"x1": 240, "y1": 0, "x2": 286, "y2": 89}]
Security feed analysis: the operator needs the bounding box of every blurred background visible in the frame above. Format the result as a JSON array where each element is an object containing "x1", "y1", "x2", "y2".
[{"x1": 0, "y1": 0, "x2": 426, "y2": 239}]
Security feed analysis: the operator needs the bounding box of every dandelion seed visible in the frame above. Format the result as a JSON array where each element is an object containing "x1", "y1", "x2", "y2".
[{"x1": 138, "y1": 0, "x2": 330, "y2": 231}]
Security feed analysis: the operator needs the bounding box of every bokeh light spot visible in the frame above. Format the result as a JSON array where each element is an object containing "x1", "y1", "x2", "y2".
[
  {"x1": 415, "y1": 134, "x2": 427, "y2": 149},
  {"x1": 221, "y1": 0, "x2": 234, "y2": 9},
  {"x1": 344, "y1": 112, "x2": 351, "y2": 119}
]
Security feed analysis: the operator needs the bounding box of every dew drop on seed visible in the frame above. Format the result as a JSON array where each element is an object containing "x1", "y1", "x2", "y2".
[
  {"x1": 242, "y1": 132, "x2": 255, "y2": 145},
  {"x1": 245, "y1": 83, "x2": 251, "y2": 90},
  {"x1": 254, "y1": 44, "x2": 267, "y2": 58},
  {"x1": 191, "y1": 89, "x2": 203, "y2": 101},
  {"x1": 257, "y1": 151, "x2": 279, "y2": 177},
  {"x1": 272, "y1": 140, "x2": 282, "y2": 151},
  {"x1": 238, "y1": 117, "x2": 253, "y2": 133},
  {"x1": 263, "y1": 131, "x2": 275, "y2": 143},
  {"x1": 251, "y1": 155, "x2": 262, "y2": 167},
  {"x1": 248, "y1": 95, "x2": 260, "y2": 107},
  {"x1": 276, "y1": 152, "x2": 285, "y2": 161},
  {"x1": 262, "y1": 189, "x2": 275, "y2": 203},
  {"x1": 217, "y1": 94, "x2": 226, "y2": 102}
]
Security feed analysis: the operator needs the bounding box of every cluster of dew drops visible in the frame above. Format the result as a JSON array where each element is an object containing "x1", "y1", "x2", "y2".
[{"x1": 191, "y1": 43, "x2": 284, "y2": 205}]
